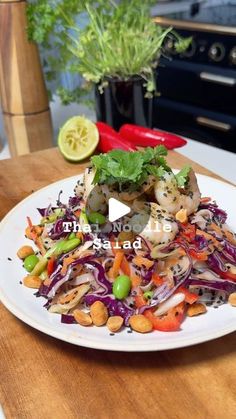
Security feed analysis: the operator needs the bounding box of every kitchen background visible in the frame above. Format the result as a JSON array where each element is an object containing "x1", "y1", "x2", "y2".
[{"x1": 0, "y1": 0, "x2": 235, "y2": 182}]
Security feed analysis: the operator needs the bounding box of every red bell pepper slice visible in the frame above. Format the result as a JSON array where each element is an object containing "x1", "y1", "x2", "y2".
[
  {"x1": 119, "y1": 124, "x2": 187, "y2": 149},
  {"x1": 213, "y1": 268, "x2": 236, "y2": 282},
  {"x1": 176, "y1": 286, "x2": 198, "y2": 304},
  {"x1": 47, "y1": 256, "x2": 55, "y2": 277},
  {"x1": 144, "y1": 302, "x2": 185, "y2": 331},
  {"x1": 179, "y1": 223, "x2": 196, "y2": 242},
  {"x1": 96, "y1": 122, "x2": 136, "y2": 153}
]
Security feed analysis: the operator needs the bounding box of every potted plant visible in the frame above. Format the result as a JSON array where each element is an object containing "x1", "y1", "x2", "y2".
[
  {"x1": 27, "y1": 0, "x2": 190, "y2": 129},
  {"x1": 67, "y1": 1, "x2": 190, "y2": 129}
]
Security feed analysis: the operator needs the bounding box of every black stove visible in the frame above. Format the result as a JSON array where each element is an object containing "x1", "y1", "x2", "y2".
[{"x1": 152, "y1": 2, "x2": 236, "y2": 153}]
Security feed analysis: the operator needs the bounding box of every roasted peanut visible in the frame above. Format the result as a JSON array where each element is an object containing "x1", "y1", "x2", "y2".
[
  {"x1": 23, "y1": 275, "x2": 42, "y2": 289},
  {"x1": 107, "y1": 316, "x2": 124, "y2": 333},
  {"x1": 175, "y1": 208, "x2": 188, "y2": 224},
  {"x1": 17, "y1": 245, "x2": 34, "y2": 260},
  {"x1": 228, "y1": 292, "x2": 236, "y2": 307},
  {"x1": 226, "y1": 264, "x2": 236, "y2": 275},
  {"x1": 187, "y1": 302, "x2": 207, "y2": 317},
  {"x1": 90, "y1": 301, "x2": 108, "y2": 326},
  {"x1": 73, "y1": 309, "x2": 92, "y2": 326},
  {"x1": 129, "y1": 314, "x2": 153, "y2": 333}
]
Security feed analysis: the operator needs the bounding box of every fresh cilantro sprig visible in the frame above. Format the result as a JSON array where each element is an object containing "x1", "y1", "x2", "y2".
[
  {"x1": 91, "y1": 146, "x2": 171, "y2": 190},
  {"x1": 175, "y1": 165, "x2": 191, "y2": 188}
]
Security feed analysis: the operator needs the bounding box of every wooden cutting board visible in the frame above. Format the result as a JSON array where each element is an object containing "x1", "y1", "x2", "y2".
[{"x1": 0, "y1": 147, "x2": 235, "y2": 419}]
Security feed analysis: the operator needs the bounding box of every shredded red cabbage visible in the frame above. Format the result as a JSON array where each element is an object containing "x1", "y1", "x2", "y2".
[
  {"x1": 200, "y1": 203, "x2": 227, "y2": 223},
  {"x1": 49, "y1": 209, "x2": 77, "y2": 240},
  {"x1": 222, "y1": 240, "x2": 236, "y2": 264},
  {"x1": 68, "y1": 196, "x2": 81, "y2": 208},
  {"x1": 39, "y1": 255, "x2": 95, "y2": 298},
  {"x1": 61, "y1": 314, "x2": 77, "y2": 324},
  {"x1": 208, "y1": 251, "x2": 228, "y2": 273},
  {"x1": 84, "y1": 294, "x2": 135, "y2": 325}
]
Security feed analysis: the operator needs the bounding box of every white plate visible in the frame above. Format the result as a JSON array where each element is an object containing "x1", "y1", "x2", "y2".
[{"x1": 0, "y1": 174, "x2": 235, "y2": 351}]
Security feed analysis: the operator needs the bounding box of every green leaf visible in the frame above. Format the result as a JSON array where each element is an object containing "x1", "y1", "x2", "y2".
[
  {"x1": 91, "y1": 146, "x2": 172, "y2": 191},
  {"x1": 175, "y1": 165, "x2": 191, "y2": 188},
  {"x1": 26, "y1": 0, "x2": 190, "y2": 105}
]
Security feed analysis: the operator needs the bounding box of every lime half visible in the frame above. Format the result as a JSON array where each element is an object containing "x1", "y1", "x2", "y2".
[{"x1": 58, "y1": 116, "x2": 99, "y2": 162}]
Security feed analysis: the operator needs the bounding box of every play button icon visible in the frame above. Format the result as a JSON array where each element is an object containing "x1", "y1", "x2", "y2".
[
  {"x1": 85, "y1": 183, "x2": 151, "y2": 235},
  {"x1": 108, "y1": 198, "x2": 131, "y2": 222}
]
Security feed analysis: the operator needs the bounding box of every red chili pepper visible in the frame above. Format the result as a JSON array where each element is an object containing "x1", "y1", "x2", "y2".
[
  {"x1": 119, "y1": 124, "x2": 187, "y2": 149},
  {"x1": 96, "y1": 122, "x2": 136, "y2": 153}
]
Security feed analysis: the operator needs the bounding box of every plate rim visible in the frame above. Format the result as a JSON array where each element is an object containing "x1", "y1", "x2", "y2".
[{"x1": 0, "y1": 172, "x2": 235, "y2": 351}]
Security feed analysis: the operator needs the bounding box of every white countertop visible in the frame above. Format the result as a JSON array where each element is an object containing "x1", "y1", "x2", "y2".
[{"x1": 0, "y1": 98, "x2": 235, "y2": 184}]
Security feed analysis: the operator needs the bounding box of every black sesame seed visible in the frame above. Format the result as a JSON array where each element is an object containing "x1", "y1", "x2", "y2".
[
  {"x1": 19, "y1": 281, "x2": 22, "y2": 284},
  {"x1": 109, "y1": 333, "x2": 115, "y2": 336},
  {"x1": 127, "y1": 330, "x2": 132, "y2": 334},
  {"x1": 7, "y1": 257, "x2": 12, "y2": 261}
]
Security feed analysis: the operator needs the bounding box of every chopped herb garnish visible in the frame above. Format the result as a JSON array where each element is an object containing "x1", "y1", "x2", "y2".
[
  {"x1": 175, "y1": 165, "x2": 191, "y2": 188},
  {"x1": 91, "y1": 146, "x2": 171, "y2": 191}
]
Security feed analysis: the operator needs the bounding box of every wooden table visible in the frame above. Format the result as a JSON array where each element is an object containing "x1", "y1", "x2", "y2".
[{"x1": 0, "y1": 148, "x2": 235, "y2": 419}]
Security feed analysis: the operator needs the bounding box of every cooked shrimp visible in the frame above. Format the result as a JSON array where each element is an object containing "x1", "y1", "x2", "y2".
[
  {"x1": 101, "y1": 175, "x2": 156, "y2": 203},
  {"x1": 74, "y1": 177, "x2": 84, "y2": 198},
  {"x1": 154, "y1": 169, "x2": 201, "y2": 216},
  {"x1": 129, "y1": 202, "x2": 179, "y2": 246},
  {"x1": 75, "y1": 167, "x2": 107, "y2": 213}
]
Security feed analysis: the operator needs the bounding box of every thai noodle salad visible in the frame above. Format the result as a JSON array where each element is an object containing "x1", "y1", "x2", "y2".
[{"x1": 17, "y1": 146, "x2": 236, "y2": 334}]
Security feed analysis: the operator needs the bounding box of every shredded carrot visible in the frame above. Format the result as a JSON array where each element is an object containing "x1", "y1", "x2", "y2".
[
  {"x1": 27, "y1": 216, "x2": 33, "y2": 229},
  {"x1": 135, "y1": 291, "x2": 146, "y2": 308},
  {"x1": 130, "y1": 273, "x2": 141, "y2": 288},
  {"x1": 209, "y1": 223, "x2": 236, "y2": 245},
  {"x1": 200, "y1": 197, "x2": 212, "y2": 203},
  {"x1": 152, "y1": 273, "x2": 164, "y2": 286},
  {"x1": 120, "y1": 256, "x2": 131, "y2": 277},
  {"x1": 61, "y1": 256, "x2": 75, "y2": 275},
  {"x1": 109, "y1": 250, "x2": 124, "y2": 279},
  {"x1": 224, "y1": 230, "x2": 236, "y2": 245},
  {"x1": 133, "y1": 256, "x2": 154, "y2": 269},
  {"x1": 74, "y1": 209, "x2": 81, "y2": 218},
  {"x1": 110, "y1": 239, "x2": 122, "y2": 255},
  {"x1": 26, "y1": 217, "x2": 46, "y2": 255},
  {"x1": 111, "y1": 248, "x2": 141, "y2": 287}
]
